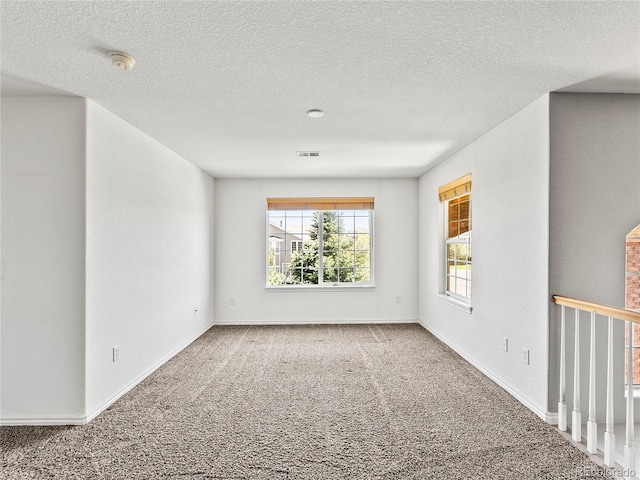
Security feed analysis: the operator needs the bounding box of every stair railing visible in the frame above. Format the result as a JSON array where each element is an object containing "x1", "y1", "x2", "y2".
[{"x1": 554, "y1": 295, "x2": 640, "y2": 471}]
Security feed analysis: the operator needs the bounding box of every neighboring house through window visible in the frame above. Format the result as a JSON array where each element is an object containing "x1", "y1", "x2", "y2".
[
  {"x1": 266, "y1": 197, "x2": 374, "y2": 287},
  {"x1": 440, "y1": 174, "x2": 472, "y2": 303},
  {"x1": 268, "y1": 237, "x2": 283, "y2": 271}
]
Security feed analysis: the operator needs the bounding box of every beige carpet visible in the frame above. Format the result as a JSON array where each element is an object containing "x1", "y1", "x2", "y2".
[{"x1": 2, "y1": 324, "x2": 606, "y2": 479}]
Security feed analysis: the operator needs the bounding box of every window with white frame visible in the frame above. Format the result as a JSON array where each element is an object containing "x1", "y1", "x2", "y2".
[
  {"x1": 440, "y1": 175, "x2": 472, "y2": 301},
  {"x1": 266, "y1": 197, "x2": 374, "y2": 287}
]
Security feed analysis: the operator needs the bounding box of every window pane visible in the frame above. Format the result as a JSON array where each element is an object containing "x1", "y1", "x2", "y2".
[
  {"x1": 289, "y1": 268, "x2": 303, "y2": 284},
  {"x1": 354, "y1": 216, "x2": 370, "y2": 231},
  {"x1": 459, "y1": 262, "x2": 468, "y2": 281},
  {"x1": 339, "y1": 251, "x2": 355, "y2": 268},
  {"x1": 301, "y1": 268, "x2": 318, "y2": 284},
  {"x1": 356, "y1": 268, "x2": 370, "y2": 283},
  {"x1": 447, "y1": 260, "x2": 455, "y2": 275},
  {"x1": 455, "y1": 243, "x2": 469, "y2": 261},
  {"x1": 267, "y1": 205, "x2": 373, "y2": 286},
  {"x1": 323, "y1": 268, "x2": 337, "y2": 282},
  {"x1": 448, "y1": 221, "x2": 459, "y2": 238},
  {"x1": 444, "y1": 191, "x2": 471, "y2": 299},
  {"x1": 448, "y1": 202, "x2": 458, "y2": 221},
  {"x1": 269, "y1": 214, "x2": 286, "y2": 226},
  {"x1": 288, "y1": 223, "x2": 303, "y2": 236},
  {"x1": 342, "y1": 233, "x2": 355, "y2": 248},
  {"x1": 323, "y1": 255, "x2": 336, "y2": 268},
  {"x1": 459, "y1": 199, "x2": 469, "y2": 219},
  {"x1": 340, "y1": 268, "x2": 354, "y2": 282},
  {"x1": 341, "y1": 216, "x2": 355, "y2": 234},
  {"x1": 302, "y1": 215, "x2": 314, "y2": 231},
  {"x1": 355, "y1": 233, "x2": 370, "y2": 249},
  {"x1": 447, "y1": 244, "x2": 455, "y2": 261}
]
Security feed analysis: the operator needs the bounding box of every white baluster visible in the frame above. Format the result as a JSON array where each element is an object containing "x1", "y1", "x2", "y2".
[
  {"x1": 572, "y1": 308, "x2": 582, "y2": 442},
  {"x1": 624, "y1": 320, "x2": 636, "y2": 473},
  {"x1": 604, "y1": 316, "x2": 616, "y2": 467},
  {"x1": 558, "y1": 305, "x2": 567, "y2": 431},
  {"x1": 587, "y1": 311, "x2": 597, "y2": 453}
]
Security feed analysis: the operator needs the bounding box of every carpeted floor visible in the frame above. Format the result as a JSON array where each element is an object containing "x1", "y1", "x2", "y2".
[{"x1": 2, "y1": 324, "x2": 607, "y2": 479}]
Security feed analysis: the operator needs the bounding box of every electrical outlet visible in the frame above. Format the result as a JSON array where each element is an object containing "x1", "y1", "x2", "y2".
[
  {"x1": 194, "y1": 307, "x2": 198, "y2": 316},
  {"x1": 230, "y1": 297, "x2": 235, "y2": 306},
  {"x1": 521, "y1": 348, "x2": 530, "y2": 365},
  {"x1": 113, "y1": 346, "x2": 120, "y2": 363},
  {"x1": 501, "y1": 337, "x2": 508, "y2": 352},
  {"x1": 395, "y1": 296, "x2": 401, "y2": 303}
]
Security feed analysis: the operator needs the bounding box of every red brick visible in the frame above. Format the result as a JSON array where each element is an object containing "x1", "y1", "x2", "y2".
[
  {"x1": 627, "y1": 243, "x2": 640, "y2": 274},
  {"x1": 627, "y1": 226, "x2": 640, "y2": 310}
]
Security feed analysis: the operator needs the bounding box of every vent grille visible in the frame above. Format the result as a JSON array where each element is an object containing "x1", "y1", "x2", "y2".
[{"x1": 296, "y1": 151, "x2": 321, "y2": 158}]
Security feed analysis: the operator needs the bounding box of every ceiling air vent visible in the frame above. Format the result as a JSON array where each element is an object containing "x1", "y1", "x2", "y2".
[{"x1": 296, "y1": 151, "x2": 321, "y2": 158}]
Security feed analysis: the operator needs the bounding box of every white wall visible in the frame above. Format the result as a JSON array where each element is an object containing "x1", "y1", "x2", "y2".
[
  {"x1": 548, "y1": 93, "x2": 640, "y2": 419},
  {"x1": 418, "y1": 96, "x2": 551, "y2": 419},
  {"x1": 85, "y1": 101, "x2": 215, "y2": 418},
  {"x1": 1, "y1": 97, "x2": 87, "y2": 422},
  {"x1": 214, "y1": 178, "x2": 418, "y2": 324},
  {"x1": 1, "y1": 97, "x2": 215, "y2": 425}
]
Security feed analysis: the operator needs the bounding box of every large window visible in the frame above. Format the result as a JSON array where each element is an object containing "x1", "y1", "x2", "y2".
[
  {"x1": 440, "y1": 175, "x2": 472, "y2": 301},
  {"x1": 266, "y1": 197, "x2": 374, "y2": 287}
]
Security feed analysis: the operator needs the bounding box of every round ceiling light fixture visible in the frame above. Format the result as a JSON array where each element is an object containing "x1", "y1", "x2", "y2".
[
  {"x1": 109, "y1": 51, "x2": 136, "y2": 71},
  {"x1": 306, "y1": 109, "x2": 324, "y2": 118}
]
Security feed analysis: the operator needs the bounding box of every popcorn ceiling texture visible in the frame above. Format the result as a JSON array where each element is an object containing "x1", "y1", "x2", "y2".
[
  {"x1": 1, "y1": 325, "x2": 607, "y2": 479},
  {"x1": 1, "y1": 1, "x2": 638, "y2": 178}
]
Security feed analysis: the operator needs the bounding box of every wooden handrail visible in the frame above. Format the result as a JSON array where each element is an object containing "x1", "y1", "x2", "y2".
[{"x1": 553, "y1": 295, "x2": 640, "y2": 324}]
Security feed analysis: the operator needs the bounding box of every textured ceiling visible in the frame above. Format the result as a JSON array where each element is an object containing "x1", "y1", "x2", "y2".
[{"x1": 2, "y1": 1, "x2": 639, "y2": 178}]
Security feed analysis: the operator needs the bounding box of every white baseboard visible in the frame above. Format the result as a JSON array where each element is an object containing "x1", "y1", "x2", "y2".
[
  {"x1": 417, "y1": 320, "x2": 551, "y2": 423},
  {"x1": 1, "y1": 322, "x2": 215, "y2": 426},
  {"x1": 85, "y1": 321, "x2": 215, "y2": 424},
  {"x1": 545, "y1": 412, "x2": 559, "y2": 425},
  {"x1": 0, "y1": 415, "x2": 87, "y2": 426},
  {"x1": 214, "y1": 318, "x2": 419, "y2": 326}
]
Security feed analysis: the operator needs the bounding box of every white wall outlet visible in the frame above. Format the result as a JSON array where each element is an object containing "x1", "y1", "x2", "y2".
[
  {"x1": 521, "y1": 348, "x2": 530, "y2": 365},
  {"x1": 230, "y1": 297, "x2": 235, "y2": 305},
  {"x1": 113, "y1": 346, "x2": 120, "y2": 362},
  {"x1": 501, "y1": 337, "x2": 508, "y2": 352},
  {"x1": 395, "y1": 296, "x2": 401, "y2": 303},
  {"x1": 194, "y1": 307, "x2": 198, "y2": 316}
]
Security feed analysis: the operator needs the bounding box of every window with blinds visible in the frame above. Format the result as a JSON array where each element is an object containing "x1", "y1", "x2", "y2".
[
  {"x1": 440, "y1": 176, "x2": 472, "y2": 301},
  {"x1": 266, "y1": 197, "x2": 374, "y2": 287}
]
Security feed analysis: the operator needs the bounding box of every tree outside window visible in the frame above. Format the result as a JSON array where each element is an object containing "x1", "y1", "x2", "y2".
[{"x1": 266, "y1": 198, "x2": 373, "y2": 287}]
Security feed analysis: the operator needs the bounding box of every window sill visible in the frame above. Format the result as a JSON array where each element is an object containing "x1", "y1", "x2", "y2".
[
  {"x1": 266, "y1": 284, "x2": 375, "y2": 292},
  {"x1": 437, "y1": 294, "x2": 473, "y2": 314}
]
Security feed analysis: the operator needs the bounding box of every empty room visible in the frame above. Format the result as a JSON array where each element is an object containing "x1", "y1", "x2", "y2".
[{"x1": 2, "y1": 1, "x2": 639, "y2": 479}]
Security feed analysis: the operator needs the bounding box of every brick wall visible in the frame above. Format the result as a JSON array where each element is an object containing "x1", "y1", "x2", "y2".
[
  {"x1": 625, "y1": 225, "x2": 640, "y2": 383},
  {"x1": 627, "y1": 225, "x2": 640, "y2": 310}
]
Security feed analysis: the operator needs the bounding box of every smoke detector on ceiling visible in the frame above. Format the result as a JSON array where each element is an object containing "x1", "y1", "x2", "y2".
[
  {"x1": 296, "y1": 151, "x2": 321, "y2": 157},
  {"x1": 109, "y1": 51, "x2": 136, "y2": 71}
]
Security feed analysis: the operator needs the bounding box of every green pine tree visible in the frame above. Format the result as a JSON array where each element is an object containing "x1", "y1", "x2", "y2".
[{"x1": 288, "y1": 211, "x2": 370, "y2": 284}]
